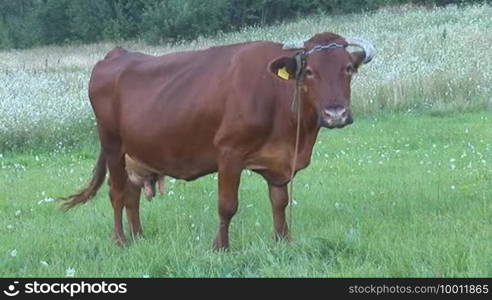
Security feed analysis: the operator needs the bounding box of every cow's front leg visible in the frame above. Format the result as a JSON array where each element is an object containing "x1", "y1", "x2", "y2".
[
  {"x1": 213, "y1": 156, "x2": 242, "y2": 251},
  {"x1": 268, "y1": 183, "x2": 290, "y2": 241}
]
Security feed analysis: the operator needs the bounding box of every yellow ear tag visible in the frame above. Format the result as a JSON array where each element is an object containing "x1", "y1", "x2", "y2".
[{"x1": 277, "y1": 67, "x2": 289, "y2": 80}]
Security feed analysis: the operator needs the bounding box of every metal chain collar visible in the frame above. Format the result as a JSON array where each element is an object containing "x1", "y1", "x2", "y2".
[{"x1": 304, "y1": 42, "x2": 347, "y2": 56}]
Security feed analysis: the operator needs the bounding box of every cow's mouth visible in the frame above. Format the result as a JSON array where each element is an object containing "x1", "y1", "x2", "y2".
[{"x1": 321, "y1": 107, "x2": 353, "y2": 129}]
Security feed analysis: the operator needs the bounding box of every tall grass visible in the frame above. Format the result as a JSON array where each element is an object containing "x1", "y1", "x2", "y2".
[{"x1": 0, "y1": 4, "x2": 491, "y2": 152}]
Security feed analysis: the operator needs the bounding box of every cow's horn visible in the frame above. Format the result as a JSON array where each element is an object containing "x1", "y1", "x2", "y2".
[
  {"x1": 346, "y1": 37, "x2": 375, "y2": 64},
  {"x1": 282, "y1": 40, "x2": 304, "y2": 50}
]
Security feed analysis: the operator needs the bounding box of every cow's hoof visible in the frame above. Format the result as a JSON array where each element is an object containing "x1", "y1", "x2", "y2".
[
  {"x1": 212, "y1": 238, "x2": 229, "y2": 252},
  {"x1": 112, "y1": 234, "x2": 127, "y2": 247},
  {"x1": 274, "y1": 233, "x2": 291, "y2": 242},
  {"x1": 129, "y1": 231, "x2": 144, "y2": 241}
]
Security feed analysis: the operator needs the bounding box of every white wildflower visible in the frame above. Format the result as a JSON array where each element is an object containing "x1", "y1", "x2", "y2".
[{"x1": 38, "y1": 197, "x2": 55, "y2": 204}]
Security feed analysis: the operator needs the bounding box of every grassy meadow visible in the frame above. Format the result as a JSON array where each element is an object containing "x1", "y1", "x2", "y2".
[{"x1": 0, "y1": 4, "x2": 491, "y2": 277}]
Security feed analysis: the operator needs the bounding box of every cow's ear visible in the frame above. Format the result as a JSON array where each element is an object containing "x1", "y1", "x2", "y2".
[
  {"x1": 268, "y1": 56, "x2": 297, "y2": 80},
  {"x1": 351, "y1": 51, "x2": 366, "y2": 70}
]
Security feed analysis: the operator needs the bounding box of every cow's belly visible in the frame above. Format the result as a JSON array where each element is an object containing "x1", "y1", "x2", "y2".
[
  {"x1": 130, "y1": 152, "x2": 218, "y2": 181},
  {"x1": 160, "y1": 158, "x2": 218, "y2": 181},
  {"x1": 122, "y1": 133, "x2": 219, "y2": 181}
]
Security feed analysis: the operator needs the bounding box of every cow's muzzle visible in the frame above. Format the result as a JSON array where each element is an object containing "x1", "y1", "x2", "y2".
[{"x1": 322, "y1": 107, "x2": 353, "y2": 129}]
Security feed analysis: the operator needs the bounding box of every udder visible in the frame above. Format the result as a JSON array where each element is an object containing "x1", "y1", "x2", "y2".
[{"x1": 125, "y1": 154, "x2": 165, "y2": 200}]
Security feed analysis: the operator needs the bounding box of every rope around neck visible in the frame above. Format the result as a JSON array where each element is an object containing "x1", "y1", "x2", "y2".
[{"x1": 288, "y1": 73, "x2": 304, "y2": 235}]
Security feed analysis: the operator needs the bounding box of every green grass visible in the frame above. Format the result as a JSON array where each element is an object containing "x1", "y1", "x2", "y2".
[{"x1": 1, "y1": 112, "x2": 491, "y2": 277}]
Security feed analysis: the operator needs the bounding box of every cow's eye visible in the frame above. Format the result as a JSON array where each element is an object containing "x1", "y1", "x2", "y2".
[{"x1": 305, "y1": 68, "x2": 313, "y2": 77}]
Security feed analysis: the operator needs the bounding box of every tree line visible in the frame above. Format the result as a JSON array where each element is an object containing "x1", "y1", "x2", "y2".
[{"x1": 0, "y1": 0, "x2": 486, "y2": 49}]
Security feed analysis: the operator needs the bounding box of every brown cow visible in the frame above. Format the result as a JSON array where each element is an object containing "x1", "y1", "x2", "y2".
[{"x1": 63, "y1": 32, "x2": 374, "y2": 250}]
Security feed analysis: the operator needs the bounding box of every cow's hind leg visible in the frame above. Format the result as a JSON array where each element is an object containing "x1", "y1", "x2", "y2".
[
  {"x1": 268, "y1": 183, "x2": 290, "y2": 241},
  {"x1": 125, "y1": 180, "x2": 143, "y2": 238},
  {"x1": 213, "y1": 155, "x2": 242, "y2": 250},
  {"x1": 107, "y1": 154, "x2": 127, "y2": 246}
]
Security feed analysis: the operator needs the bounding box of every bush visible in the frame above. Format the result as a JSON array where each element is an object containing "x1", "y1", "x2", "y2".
[
  {"x1": 36, "y1": 0, "x2": 70, "y2": 45},
  {"x1": 67, "y1": 1, "x2": 112, "y2": 43},
  {"x1": 140, "y1": 0, "x2": 230, "y2": 44}
]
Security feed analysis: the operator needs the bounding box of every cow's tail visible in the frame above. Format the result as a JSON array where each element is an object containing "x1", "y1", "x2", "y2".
[{"x1": 61, "y1": 150, "x2": 107, "y2": 211}]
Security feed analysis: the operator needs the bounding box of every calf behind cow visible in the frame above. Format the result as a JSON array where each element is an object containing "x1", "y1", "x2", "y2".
[{"x1": 63, "y1": 32, "x2": 374, "y2": 250}]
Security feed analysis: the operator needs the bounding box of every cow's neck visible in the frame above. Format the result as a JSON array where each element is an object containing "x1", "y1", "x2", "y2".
[{"x1": 291, "y1": 95, "x2": 321, "y2": 170}]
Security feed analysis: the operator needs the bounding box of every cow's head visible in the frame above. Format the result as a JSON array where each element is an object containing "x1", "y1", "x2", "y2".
[{"x1": 269, "y1": 33, "x2": 374, "y2": 129}]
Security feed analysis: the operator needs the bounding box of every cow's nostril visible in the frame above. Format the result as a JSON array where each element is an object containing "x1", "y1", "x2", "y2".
[
  {"x1": 323, "y1": 106, "x2": 352, "y2": 128},
  {"x1": 325, "y1": 107, "x2": 346, "y2": 119}
]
